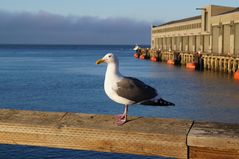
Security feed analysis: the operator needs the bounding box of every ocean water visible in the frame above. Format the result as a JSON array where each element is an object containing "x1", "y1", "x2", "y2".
[{"x1": 0, "y1": 44, "x2": 238, "y2": 158}]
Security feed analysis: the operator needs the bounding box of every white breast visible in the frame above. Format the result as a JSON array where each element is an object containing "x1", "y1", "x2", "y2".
[{"x1": 104, "y1": 64, "x2": 135, "y2": 105}]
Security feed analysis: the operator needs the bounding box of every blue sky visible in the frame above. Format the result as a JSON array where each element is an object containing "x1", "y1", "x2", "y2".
[{"x1": 0, "y1": 0, "x2": 238, "y2": 44}]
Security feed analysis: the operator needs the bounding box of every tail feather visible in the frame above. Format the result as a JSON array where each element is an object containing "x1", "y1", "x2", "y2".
[{"x1": 140, "y1": 98, "x2": 175, "y2": 106}]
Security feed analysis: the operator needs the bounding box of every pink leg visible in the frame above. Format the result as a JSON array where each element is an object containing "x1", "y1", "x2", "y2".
[{"x1": 115, "y1": 105, "x2": 128, "y2": 126}]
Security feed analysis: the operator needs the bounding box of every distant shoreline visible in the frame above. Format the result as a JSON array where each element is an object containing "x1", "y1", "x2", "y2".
[
  {"x1": 0, "y1": 44, "x2": 150, "y2": 50},
  {"x1": 0, "y1": 44, "x2": 150, "y2": 46}
]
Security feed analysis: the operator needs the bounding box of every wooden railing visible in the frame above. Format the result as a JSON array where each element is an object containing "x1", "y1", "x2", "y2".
[{"x1": 0, "y1": 109, "x2": 238, "y2": 159}]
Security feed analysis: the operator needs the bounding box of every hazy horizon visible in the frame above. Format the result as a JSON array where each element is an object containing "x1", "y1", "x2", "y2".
[{"x1": 0, "y1": 0, "x2": 238, "y2": 45}]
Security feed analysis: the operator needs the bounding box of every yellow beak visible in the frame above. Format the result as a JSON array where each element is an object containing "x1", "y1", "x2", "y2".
[{"x1": 96, "y1": 58, "x2": 105, "y2": 65}]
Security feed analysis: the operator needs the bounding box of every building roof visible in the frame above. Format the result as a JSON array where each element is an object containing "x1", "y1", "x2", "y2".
[
  {"x1": 218, "y1": 7, "x2": 239, "y2": 15},
  {"x1": 153, "y1": 15, "x2": 201, "y2": 28}
]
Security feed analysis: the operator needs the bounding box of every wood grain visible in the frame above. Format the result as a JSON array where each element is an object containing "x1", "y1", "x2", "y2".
[
  {"x1": 0, "y1": 109, "x2": 192, "y2": 158},
  {"x1": 188, "y1": 121, "x2": 239, "y2": 159}
]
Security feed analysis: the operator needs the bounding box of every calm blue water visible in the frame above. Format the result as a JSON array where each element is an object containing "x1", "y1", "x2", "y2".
[{"x1": 0, "y1": 44, "x2": 238, "y2": 158}]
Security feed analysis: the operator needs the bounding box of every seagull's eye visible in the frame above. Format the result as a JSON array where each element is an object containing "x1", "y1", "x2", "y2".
[{"x1": 108, "y1": 55, "x2": 112, "y2": 58}]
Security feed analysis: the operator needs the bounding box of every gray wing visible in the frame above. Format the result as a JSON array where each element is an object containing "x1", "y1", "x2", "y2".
[{"x1": 116, "y1": 77, "x2": 157, "y2": 103}]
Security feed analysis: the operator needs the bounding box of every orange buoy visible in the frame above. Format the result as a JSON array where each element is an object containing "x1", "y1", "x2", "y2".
[
  {"x1": 150, "y1": 56, "x2": 157, "y2": 62},
  {"x1": 167, "y1": 59, "x2": 174, "y2": 65},
  {"x1": 139, "y1": 55, "x2": 145, "y2": 60},
  {"x1": 234, "y1": 70, "x2": 239, "y2": 80},
  {"x1": 186, "y1": 62, "x2": 196, "y2": 69},
  {"x1": 134, "y1": 53, "x2": 139, "y2": 58}
]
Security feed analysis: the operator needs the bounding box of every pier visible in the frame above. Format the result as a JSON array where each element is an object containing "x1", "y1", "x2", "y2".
[
  {"x1": 149, "y1": 4, "x2": 239, "y2": 75},
  {"x1": 135, "y1": 49, "x2": 239, "y2": 74},
  {"x1": 0, "y1": 109, "x2": 238, "y2": 159}
]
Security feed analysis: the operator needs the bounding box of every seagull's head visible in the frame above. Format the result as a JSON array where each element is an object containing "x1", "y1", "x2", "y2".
[{"x1": 96, "y1": 53, "x2": 118, "y2": 65}]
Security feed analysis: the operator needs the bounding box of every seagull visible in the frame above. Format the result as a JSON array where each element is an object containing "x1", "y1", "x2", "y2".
[
  {"x1": 133, "y1": 44, "x2": 141, "y2": 51},
  {"x1": 96, "y1": 53, "x2": 174, "y2": 125}
]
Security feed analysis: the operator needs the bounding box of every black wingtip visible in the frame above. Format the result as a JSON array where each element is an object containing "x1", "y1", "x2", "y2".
[{"x1": 140, "y1": 98, "x2": 175, "y2": 106}]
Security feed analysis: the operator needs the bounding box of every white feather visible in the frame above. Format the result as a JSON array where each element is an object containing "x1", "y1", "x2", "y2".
[{"x1": 103, "y1": 54, "x2": 135, "y2": 105}]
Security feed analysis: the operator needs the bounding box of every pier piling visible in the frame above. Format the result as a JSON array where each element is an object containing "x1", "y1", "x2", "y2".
[{"x1": 138, "y1": 48, "x2": 239, "y2": 74}]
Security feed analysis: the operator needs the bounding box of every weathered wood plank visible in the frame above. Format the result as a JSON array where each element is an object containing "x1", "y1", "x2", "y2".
[
  {"x1": 0, "y1": 109, "x2": 192, "y2": 158},
  {"x1": 188, "y1": 121, "x2": 239, "y2": 159},
  {"x1": 189, "y1": 146, "x2": 239, "y2": 159}
]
